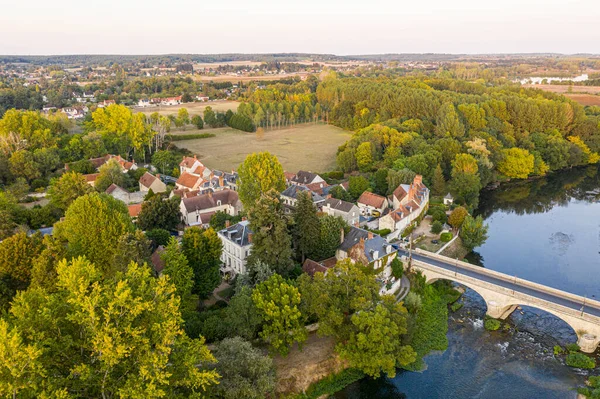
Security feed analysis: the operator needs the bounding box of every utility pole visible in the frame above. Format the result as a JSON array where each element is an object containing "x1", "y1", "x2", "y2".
[{"x1": 408, "y1": 233, "x2": 413, "y2": 271}]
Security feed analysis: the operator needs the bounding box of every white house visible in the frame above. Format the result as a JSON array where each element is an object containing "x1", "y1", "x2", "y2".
[
  {"x1": 281, "y1": 185, "x2": 325, "y2": 213},
  {"x1": 321, "y1": 198, "x2": 360, "y2": 226},
  {"x1": 379, "y1": 175, "x2": 429, "y2": 239},
  {"x1": 180, "y1": 189, "x2": 242, "y2": 226},
  {"x1": 179, "y1": 155, "x2": 210, "y2": 177},
  {"x1": 290, "y1": 170, "x2": 325, "y2": 186},
  {"x1": 218, "y1": 220, "x2": 252, "y2": 276},
  {"x1": 139, "y1": 172, "x2": 167, "y2": 193},
  {"x1": 137, "y1": 99, "x2": 151, "y2": 107},
  {"x1": 357, "y1": 191, "x2": 388, "y2": 216}
]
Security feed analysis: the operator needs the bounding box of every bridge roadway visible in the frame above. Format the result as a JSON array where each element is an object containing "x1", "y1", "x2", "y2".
[{"x1": 397, "y1": 248, "x2": 600, "y2": 319}]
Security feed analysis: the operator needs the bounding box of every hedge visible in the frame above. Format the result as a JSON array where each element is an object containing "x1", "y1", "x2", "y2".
[
  {"x1": 297, "y1": 368, "x2": 365, "y2": 399},
  {"x1": 165, "y1": 133, "x2": 216, "y2": 141}
]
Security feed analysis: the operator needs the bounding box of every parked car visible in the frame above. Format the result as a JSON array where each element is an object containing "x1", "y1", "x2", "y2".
[{"x1": 431, "y1": 239, "x2": 439, "y2": 244}]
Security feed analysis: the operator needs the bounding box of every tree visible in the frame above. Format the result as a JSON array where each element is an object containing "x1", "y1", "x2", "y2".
[
  {"x1": 336, "y1": 297, "x2": 416, "y2": 378},
  {"x1": 293, "y1": 191, "x2": 320, "y2": 261},
  {"x1": 203, "y1": 106, "x2": 218, "y2": 127},
  {"x1": 209, "y1": 211, "x2": 242, "y2": 231},
  {"x1": 431, "y1": 220, "x2": 443, "y2": 234},
  {"x1": 497, "y1": 148, "x2": 535, "y2": 179},
  {"x1": 182, "y1": 226, "x2": 222, "y2": 297},
  {"x1": 355, "y1": 142, "x2": 373, "y2": 172},
  {"x1": 336, "y1": 146, "x2": 357, "y2": 172},
  {"x1": 432, "y1": 164, "x2": 446, "y2": 196},
  {"x1": 9, "y1": 150, "x2": 40, "y2": 182},
  {"x1": 191, "y1": 115, "x2": 204, "y2": 129},
  {"x1": 53, "y1": 193, "x2": 134, "y2": 274},
  {"x1": 177, "y1": 108, "x2": 190, "y2": 126},
  {"x1": 387, "y1": 169, "x2": 416, "y2": 194},
  {"x1": 0, "y1": 232, "x2": 43, "y2": 309},
  {"x1": 348, "y1": 175, "x2": 370, "y2": 201},
  {"x1": 48, "y1": 171, "x2": 94, "y2": 212},
  {"x1": 237, "y1": 152, "x2": 286, "y2": 208},
  {"x1": 136, "y1": 195, "x2": 182, "y2": 231},
  {"x1": 0, "y1": 319, "x2": 44, "y2": 398},
  {"x1": 161, "y1": 237, "x2": 194, "y2": 299},
  {"x1": 224, "y1": 287, "x2": 261, "y2": 340},
  {"x1": 6, "y1": 257, "x2": 219, "y2": 397},
  {"x1": 329, "y1": 185, "x2": 351, "y2": 201},
  {"x1": 94, "y1": 158, "x2": 126, "y2": 193},
  {"x1": 252, "y1": 274, "x2": 307, "y2": 355},
  {"x1": 152, "y1": 150, "x2": 180, "y2": 175},
  {"x1": 211, "y1": 337, "x2": 276, "y2": 399},
  {"x1": 247, "y1": 189, "x2": 294, "y2": 276},
  {"x1": 373, "y1": 168, "x2": 389, "y2": 196},
  {"x1": 111, "y1": 230, "x2": 151, "y2": 272},
  {"x1": 145, "y1": 228, "x2": 172, "y2": 247},
  {"x1": 460, "y1": 215, "x2": 489, "y2": 251},
  {"x1": 390, "y1": 257, "x2": 404, "y2": 279},
  {"x1": 448, "y1": 206, "x2": 468, "y2": 228},
  {"x1": 315, "y1": 215, "x2": 347, "y2": 260},
  {"x1": 435, "y1": 102, "x2": 464, "y2": 138}
]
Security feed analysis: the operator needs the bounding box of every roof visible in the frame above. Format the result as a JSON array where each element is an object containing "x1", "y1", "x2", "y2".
[
  {"x1": 180, "y1": 156, "x2": 200, "y2": 168},
  {"x1": 219, "y1": 220, "x2": 253, "y2": 247},
  {"x1": 284, "y1": 171, "x2": 296, "y2": 181},
  {"x1": 323, "y1": 198, "x2": 356, "y2": 213},
  {"x1": 182, "y1": 189, "x2": 239, "y2": 213},
  {"x1": 445, "y1": 193, "x2": 454, "y2": 199},
  {"x1": 139, "y1": 172, "x2": 158, "y2": 189},
  {"x1": 302, "y1": 257, "x2": 337, "y2": 277},
  {"x1": 105, "y1": 184, "x2": 128, "y2": 195},
  {"x1": 292, "y1": 170, "x2": 321, "y2": 185},
  {"x1": 306, "y1": 181, "x2": 330, "y2": 195},
  {"x1": 176, "y1": 172, "x2": 202, "y2": 189},
  {"x1": 393, "y1": 185, "x2": 409, "y2": 202},
  {"x1": 84, "y1": 173, "x2": 99, "y2": 182},
  {"x1": 281, "y1": 185, "x2": 325, "y2": 203},
  {"x1": 340, "y1": 181, "x2": 349, "y2": 190},
  {"x1": 128, "y1": 204, "x2": 142, "y2": 218},
  {"x1": 339, "y1": 227, "x2": 393, "y2": 263},
  {"x1": 357, "y1": 191, "x2": 387, "y2": 209}
]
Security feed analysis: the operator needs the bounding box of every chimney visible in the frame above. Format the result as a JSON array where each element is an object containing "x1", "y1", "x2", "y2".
[
  {"x1": 340, "y1": 227, "x2": 345, "y2": 244},
  {"x1": 193, "y1": 155, "x2": 197, "y2": 160},
  {"x1": 225, "y1": 220, "x2": 231, "y2": 228},
  {"x1": 248, "y1": 233, "x2": 253, "y2": 243},
  {"x1": 219, "y1": 175, "x2": 224, "y2": 187},
  {"x1": 242, "y1": 216, "x2": 247, "y2": 221},
  {"x1": 208, "y1": 191, "x2": 213, "y2": 198},
  {"x1": 368, "y1": 231, "x2": 374, "y2": 240},
  {"x1": 373, "y1": 250, "x2": 379, "y2": 260}
]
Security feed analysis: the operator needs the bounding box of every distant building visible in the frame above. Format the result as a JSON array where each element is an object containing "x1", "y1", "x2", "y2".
[
  {"x1": 180, "y1": 189, "x2": 242, "y2": 227},
  {"x1": 357, "y1": 191, "x2": 388, "y2": 216},
  {"x1": 379, "y1": 175, "x2": 429, "y2": 239},
  {"x1": 290, "y1": 170, "x2": 325, "y2": 186},
  {"x1": 281, "y1": 184, "x2": 325, "y2": 213},
  {"x1": 444, "y1": 193, "x2": 454, "y2": 206},
  {"x1": 321, "y1": 198, "x2": 360, "y2": 226},
  {"x1": 218, "y1": 220, "x2": 253, "y2": 276},
  {"x1": 139, "y1": 172, "x2": 167, "y2": 193}
]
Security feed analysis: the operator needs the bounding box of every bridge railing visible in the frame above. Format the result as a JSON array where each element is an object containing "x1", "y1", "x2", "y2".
[
  {"x1": 409, "y1": 257, "x2": 600, "y2": 326},
  {"x1": 412, "y1": 248, "x2": 600, "y2": 311}
]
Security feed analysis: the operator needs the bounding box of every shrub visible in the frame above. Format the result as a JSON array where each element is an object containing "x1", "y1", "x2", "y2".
[
  {"x1": 566, "y1": 343, "x2": 581, "y2": 353},
  {"x1": 145, "y1": 228, "x2": 171, "y2": 247},
  {"x1": 484, "y1": 318, "x2": 501, "y2": 331},
  {"x1": 391, "y1": 257, "x2": 403, "y2": 279},
  {"x1": 370, "y1": 228, "x2": 391, "y2": 236},
  {"x1": 566, "y1": 352, "x2": 596, "y2": 369},
  {"x1": 431, "y1": 221, "x2": 443, "y2": 234},
  {"x1": 440, "y1": 232, "x2": 453, "y2": 242},
  {"x1": 553, "y1": 345, "x2": 563, "y2": 355},
  {"x1": 403, "y1": 292, "x2": 423, "y2": 313},
  {"x1": 165, "y1": 133, "x2": 215, "y2": 141},
  {"x1": 300, "y1": 369, "x2": 365, "y2": 399},
  {"x1": 325, "y1": 171, "x2": 344, "y2": 180},
  {"x1": 227, "y1": 113, "x2": 256, "y2": 132}
]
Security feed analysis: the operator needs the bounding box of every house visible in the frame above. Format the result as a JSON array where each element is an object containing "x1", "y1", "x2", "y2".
[
  {"x1": 84, "y1": 173, "x2": 99, "y2": 187},
  {"x1": 302, "y1": 257, "x2": 337, "y2": 277},
  {"x1": 97, "y1": 100, "x2": 115, "y2": 108},
  {"x1": 180, "y1": 189, "x2": 242, "y2": 226},
  {"x1": 357, "y1": 191, "x2": 388, "y2": 216},
  {"x1": 444, "y1": 193, "x2": 454, "y2": 206},
  {"x1": 218, "y1": 219, "x2": 253, "y2": 276},
  {"x1": 74, "y1": 154, "x2": 137, "y2": 173},
  {"x1": 137, "y1": 99, "x2": 151, "y2": 107},
  {"x1": 321, "y1": 198, "x2": 360, "y2": 226},
  {"x1": 128, "y1": 204, "x2": 142, "y2": 219},
  {"x1": 179, "y1": 155, "x2": 210, "y2": 177},
  {"x1": 105, "y1": 184, "x2": 131, "y2": 203},
  {"x1": 150, "y1": 245, "x2": 166, "y2": 275},
  {"x1": 175, "y1": 172, "x2": 203, "y2": 191},
  {"x1": 379, "y1": 175, "x2": 430, "y2": 239},
  {"x1": 139, "y1": 172, "x2": 167, "y2": 193},
  {"x1": 195, "y1": 95, "x2": 209, "y2": 102},
  {"x1": 161, "y1": 96, "x2": 182, "y2": 106},
  {"x1": 336, "y1": 226, "x2": 397, "y2": 277},
  {"x1": 284, "y1": 171, "x2": 297, "y2": 185},
  {"x1": 281, "y1": 185, "x2": 325, "y2": 213},
  {"x1": 290, "y1": 170, "x2": 325, "y2": 186},
  {"x1": 305, "y1": 181, "x2": 330, "y2": 196}
]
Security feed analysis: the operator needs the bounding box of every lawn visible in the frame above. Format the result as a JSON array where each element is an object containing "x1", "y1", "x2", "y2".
[
  {"x1": 134, "y1": 100, "x2": 240, "y2": 117},
  {"x1": 174, "y1": 123, "x2": 352, "y2": 173}
]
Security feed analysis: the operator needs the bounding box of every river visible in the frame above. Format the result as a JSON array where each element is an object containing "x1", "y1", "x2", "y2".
[{"x1": 337, "y1": 166, "x2": 600, "y2": 399}]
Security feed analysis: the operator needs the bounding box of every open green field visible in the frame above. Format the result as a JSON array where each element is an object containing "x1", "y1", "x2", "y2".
[
  {"x1": 134, "y1": 100, "x2": 240, "y2": 116},
  {"x1": 174, "y1": 123, "x2": 352, "y2": 173}
]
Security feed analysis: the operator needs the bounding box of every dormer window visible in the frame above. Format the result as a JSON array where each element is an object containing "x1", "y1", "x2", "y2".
[{"x1": 217, "y1": 200, "x2": 222, "y2": 206}]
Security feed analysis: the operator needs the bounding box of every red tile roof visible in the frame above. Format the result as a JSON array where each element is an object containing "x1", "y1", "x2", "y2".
[
  {"x1": 176, "y1": 172, "x2": 202, "y2": 189},
  {"x1": 139, "y1": 172, "x2": 158, "y2": 189},
  {"x1": 84, "y1": 173, "x2": 99, "y2": 182},
  {"x1": 128, "y1": 204, "x2": 142, "y2": 218},
  {"x1": 357, "y1": 191, "x2": 387, "y2": 209}
]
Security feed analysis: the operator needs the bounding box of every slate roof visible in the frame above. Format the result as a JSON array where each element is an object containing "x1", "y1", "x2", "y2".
[
  {"x1": 291, "y1": 170, "x2": 321, "y2": 185},
  {"x1": 182, "y1": 189, "x2": 239, "y2": 213},
  {"x1": 339, "y1": 227, "x2": 394, "y2": 263},
  {"x1": 281, "y1": 185, "x2": 325, "y2": 203},
  {"x1": 219, "y1": 220, "x2": 253, "y2": 247},
  {"x1": 322, "y1": 198, "x2": 356, "y2": 213}
]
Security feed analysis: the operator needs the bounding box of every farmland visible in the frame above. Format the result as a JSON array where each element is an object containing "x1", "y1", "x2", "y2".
[
  {"x1": 174, "y1": 123, "x2": 351, "y2": 172},
  {"x1": 523, "y1": 84, "x2": 600, "y2": 106},
  {"x1": 134, "y1": 100, "x2": 240, "y2": 117}
]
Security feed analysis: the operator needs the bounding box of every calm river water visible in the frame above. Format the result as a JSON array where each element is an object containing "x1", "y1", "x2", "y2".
[{"x1": 337, "y1": 166, "x2": 600, "y2": 399}]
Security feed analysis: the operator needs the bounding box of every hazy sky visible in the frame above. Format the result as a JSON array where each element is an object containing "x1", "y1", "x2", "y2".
[{"x1": 2, "y1": 0, "x2": 599, "y2": 55}]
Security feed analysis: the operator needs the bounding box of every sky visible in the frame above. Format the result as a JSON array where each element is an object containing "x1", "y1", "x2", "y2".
[{"x1": 1, "y1": 0, "x2": 599, "y2": 55}]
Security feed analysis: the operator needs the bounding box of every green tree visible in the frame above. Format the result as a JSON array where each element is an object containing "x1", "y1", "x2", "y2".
[
  {"x1": 203, "y1": 106, "x2": 218, "y2": 127},
  {"x1": 152, "y1": 150, "x2": 180, "y2": 175},
  {"x1": 6, "y1": 257, "x2": 219, "y2": 397},
  {"x1": 9, "y1": 150, "x2": 40, "y2": 182},
  {"x1": 448, "y1": 206, "x2": 468, "y2": 228},
  {"x1": 315, "y1": 215, "x2": 347, "y2": 260},
  {"x1": 111, "y1": 230, "x2": 151, "y2": 273},
  {"x1": 460, "y1": 215, "x2": 489, "y2": 251},
  {"x1": 177, "y1": 107, "x2": 190, "y2": 126},
  {"x1": 435, "y1": 102, "x2": 464, "y2": 138},
  {"x1": 48, "y1": 171, "x2": 94, "y2": 212},
  {"x1": 136, "y1": 195, "x2": 182, "y2": 231},
  {"x1": 211, "y1": 337, "x2": 276, "y2": 399},
  {"x1": 390, "y1": 257, "x2": 404, "y2": 279},
  {"x1": 247, "y1": 189, "x2": 294, "y2": 276},
  {"x1": 0, "y1": 232, "x2": 43, "y2": 309},
  {"x1": 53, "y1": 193, "x2": 134, "y2": 274},
  {"x1": 431, "y1": 220, "x2": 443, "y2": 234},
  {"x1": 497, "y1": 148, "x2": 535, "y2": 179},
  {"x1": 161, "y1": 237, "x2": 194, "y2": 299},
  {"x1": 224, "y1": 286, "x2": 262, "y2": 340},
  {"x1": 336, "y1": 146, "x2": 357, "y2": 173},
  {"x1": 373, "y1": 168, "x2": 389, "y2": 196},
  {"x1": 432, "y1": 164, "x2": 446, "y2": 196},
  {"x1": 182, "y1": 226, "x2": 222, "y2": 297},
  {"x1": 293, "y1": 191, "x2": 320, "y2": 261},
  {"x1": 145, "y1": 228, "x2": 171, "y2": 247},
  {"x1": 355, "y1": 142, "x2": 373, "y2": 172},
  {"x1": 238, "y1": 152, "x2": 286, "y2": 209},
  {"x1": 337, "y1": 297, "x2": 416, "y2": 378},
  {"x1": 252, "y1": 274, "x2": 307, "y2": 355},
  {"x1": 94, "y1": 158, "x2": 126, "y2": 193},
  {"x1": 191, "y1": 115, "x2": 204, "y2": 129},
  {"x1": 348, "y1": 175, "x2": 370, "y2": 201}
]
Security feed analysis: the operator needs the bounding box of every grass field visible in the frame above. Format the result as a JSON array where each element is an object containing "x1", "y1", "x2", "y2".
[
  {"x1": 134, "y1": 100, "x2": 240, "y2": 116},
  {"x1": 565, "y1": 94, "x2": 600, "y2": 106},
  {"x1": 523, "y1": 84, "x2": 600, "y2": 106},
  {"x1": 174, "y1": 123, "x2": 351, "y2": 172}
]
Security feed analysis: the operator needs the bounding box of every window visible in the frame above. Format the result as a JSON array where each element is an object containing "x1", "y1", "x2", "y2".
[{"x1": 217, "y1": 200, "x2": 222, "y2": 206}]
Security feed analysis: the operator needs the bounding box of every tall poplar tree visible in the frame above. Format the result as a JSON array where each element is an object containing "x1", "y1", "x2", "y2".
[{"x1": 293, "y1": 191, "x2": 320, "y2": 261}]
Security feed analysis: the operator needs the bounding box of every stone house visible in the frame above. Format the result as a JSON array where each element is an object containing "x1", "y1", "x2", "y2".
[
  {"x1": 281, "y1": 185, "x2": 325, "y2": 213},
  {"x1": 321, "y1": 198, "x2": 360, "y2": 226},
  {"x1": 218, "y1": 220, "x2": 253, "y2": 276},
  {"x1": 180, "y1": 189, "x2": 242, "y2": 227},
  {"x1": 379, "y1": 175, "x2": 430, "y2": 238},
  {"x1": 336, "y1": 227, "x2": 397, "y2": 278},
  {"x1": 290, "y1": 170, "x2": 325, "y2": 186},
  {"x1": 139, "y1": 172, "x2": 167, "y2": 193},
  {"x1": 357, "y1": 191, "x2": 388, "y2": 216}
]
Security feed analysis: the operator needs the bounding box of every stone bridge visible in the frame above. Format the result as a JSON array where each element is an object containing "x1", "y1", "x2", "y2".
[{"x1": 399, "y1": 248, "x2": 600, "y2": 353}]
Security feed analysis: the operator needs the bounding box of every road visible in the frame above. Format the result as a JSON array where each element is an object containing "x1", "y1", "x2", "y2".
[{"x1": 398, "y1": 249, "x2": 600, "y2": 319}]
